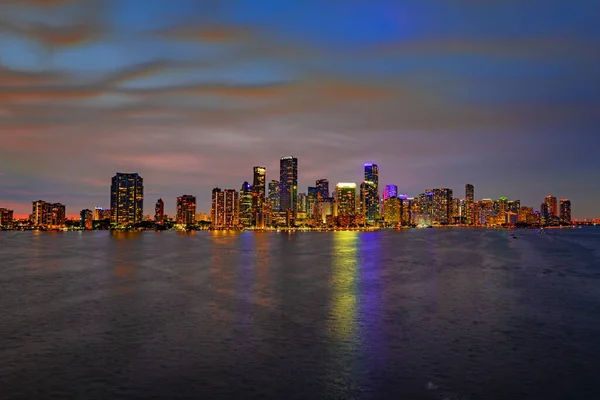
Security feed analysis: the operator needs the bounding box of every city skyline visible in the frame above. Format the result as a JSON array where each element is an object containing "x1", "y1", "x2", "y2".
[{"x1": 0, "y1": 1, "x2": 598, "y2": 218}]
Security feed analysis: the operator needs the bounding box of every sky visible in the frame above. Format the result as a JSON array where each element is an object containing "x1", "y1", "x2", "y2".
[{"x1": 0, "y1": 0, "x2": 599, "y2": 218}]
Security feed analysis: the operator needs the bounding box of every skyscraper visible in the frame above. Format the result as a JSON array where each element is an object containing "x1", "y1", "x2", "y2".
[
  {"x1": 176, "y1": 195, "x2": 196, "y2": 225},
  {"x1": 32, "y1": 200, "x2": 51, "y2": 226},
  {"x1": 307, "y1": 187, "x2": 318, "y2": 217},
  {"x1": 336, "y1": 183, "x2": 357, "y2": 215},
  {"x1": 297, "y1": 193, "x2": 308, "y2": 213},
  {"x1": 252, "y1": 166, "x2": 266, "y2": 224},
  {"x1": 383, "y1": 196, "x2": 401, "y2": 225},
  {"x1": 239, "y1": 181, "x2": 253, "y2": 227},
  {"x1": 465, "y1": 184, "x2": 475, "y2": 225},
  {"x1": 383, "y1": 184, "x2": 398, "y2": 200},
  {"x1": 51, "y1": 203, "x2": 66, "y2": 226},
  {"x1": 279, "y1": 156, "x2": 298, "y2": 212},
  {"x1": 560, "y1": 199, "x2": 572, "y2": 224},
  {"x1": 154, "y1": 198, "x2": 164, "y2": 225},
  {"x1": 316, "y1": 179, "x2": 329, "y2": 200},
  {"x1": 432, "y1": 188, "x2": 453, "y2": 224},
  {"x1": 268, "y1": 180, "x2": 280, "y2": 211},
  {"x1": 80, "y1": 209, "x2": 93, "y2": 230},
  {"x1": 0, "y1": 208, "x2": 13, "y2": 226},
  {"x1": 110, "y1": 172, "x2": 143, "y2": 226},
  {"x1": 211, "y1": 188, "x2": 239, "y2": 229},
  {"x1": 364, "y1": 163, "x2": 380, "y2": 222},
  {"x1": 545, "y1": 195, "x2": 558, "y2": 217}
]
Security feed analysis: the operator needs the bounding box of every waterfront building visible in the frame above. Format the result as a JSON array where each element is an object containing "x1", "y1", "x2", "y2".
[
  {"x1": 80, "y1": 209, "x2": 93, "y2": 230},
  {"x1": 239, "y1": 181, "x2": 253, "y2": 227},
  {"x1": 432, "y1": 188, "x2": 453, "y2": 225},
  {"x1": 268, "y1": 180, "x2": 280, "y2": 212},
  {"x1": 383, "y1": 184, "x2": 398, "y2": 200},
  {"x1": 336, "y1": 183, "x2": 357, "y2": 216},
  {"x1": 307, "y1": 187, "x2": 318, "y2": 217},
  {"x1": 383, "y1": 196, "x2": 401, "y2": 226},
  {"x1": 363, "y1": 163, "x2": 380, "y2": 222},
  {"x1": 560, "y1": 199, "x2": 572, "y2": 224},
  {"x1": 211, "y1": 188, "x2": 239, "y2": 229},
  {"x1": 154, "y1": 199, "x2": 164, "y2": 225},
  {"x1": 316, "y1": 179, "x2": 329, "y2": 200},
  {"x1": 545, "y1": 195, "x2": 558, "y2": 217},
  {"x1": 451, "y1": 198, "x2": 462, "y2": 224},
  {"x1": 252, "y1": 166, "x2": 266, "y2": 226},
  {"x1": 176, "y1": 195, "x2": 196, "y2": 225},
  {"x1": 465, "y1": 184, "x2": 475, "y2": 225},
  {"x1": 94, "y1": 207, "x2": 111, "y2": 221},
  {"x1": 0, "y1": 208, "x2": 14, "y2": 226},
  {"x1": 298, "y1": 192, "x2": 308, "y2": 213},
  {"x1": 110, "y1": 172, "x2": 144, "y2": 226},
  {"x1": 32, "y1": 200, "x2": 51, "y2": 226},
  {"x1": 518, "y1": 206, "x2": 534, "y2": 223},
  {"x1": 279, "y1": 156, "x2": 298, "y2": 212}
]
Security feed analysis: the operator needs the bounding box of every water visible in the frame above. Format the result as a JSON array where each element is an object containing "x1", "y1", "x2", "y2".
[{"x1": 1, "y1": 228, "x2": 600, "y2": 399}]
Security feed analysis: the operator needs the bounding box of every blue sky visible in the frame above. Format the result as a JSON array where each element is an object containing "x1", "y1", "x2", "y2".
[{"x1": 0, "y1": 0, "x2": 598, "y2": 217}]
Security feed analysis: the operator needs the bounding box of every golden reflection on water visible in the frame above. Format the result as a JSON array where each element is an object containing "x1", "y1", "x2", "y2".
[{"x1": 329, "y1": 231, "x2": 360, "y2": 340}]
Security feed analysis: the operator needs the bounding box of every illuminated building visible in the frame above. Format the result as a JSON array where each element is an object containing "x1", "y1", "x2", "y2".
[
  {"x1": 239, "y1": 181, "x2": 253, "y2": 227},
  {"x1": 363, "y1": 163, "x2": 380, "y2": 222},
  {"x1": 0, "y1": 208, "x2": 14, "y2": 226},
  {"x1": 316, "y1": 179, "x2": 329, "y2": 200},
  {"x1": 252, "y1": 166, "x2": 266, "y2": 226},
  {"x1": 154, "y1": 199, "x2": 164, "y2": 225},
  {"x1": 268, "y1": 180, "x2": 280, "y2": 212},
  {"x1": 94, "y1": 207, "x2": 111, "y2": 221},
  {"x1": 176, "y1": 195, "x2": 196, "y2": 225},
  {"x1": 211, "y1": 188, "x2": 239, "y2": 229},
  {"x1": 400, "y1": 196, "x2": 411, "y2": 226},
  {"x1": 383, "y1": 196, "x2": 401, "y2": 225},
  {"x1": 545, "y1": 195, "x2": 558, "y2": 217},
  {"x1": 507, "y1": 200, "x2": 520, "y2": 213},
  {"x1": 518, "y1": 206, "x2": 533, "y2": 223},
  {"x1": 110, "y1": 173, "x2": 144, "y2": 226},
  {"x1": 432, "y1": 188, "x2": 452, "y2": 225},
  {"x1": 541, "y1": 202, "x2": 549, "y2": 225},
  {"x1": 307, "y1": 187, "x2": 318, "y2": 217},
  {"x1": 383, "y1": 185, "x2": 397, "y2": 200},
  {"x1": 298, "y1": 192, "x2": 308, "y2": 213},
  {"x1": 336, "y1": 183, "x2": 357, "y2": 216},
  {"x1": 279, "y1": 156, "x2": 298, "y2": 212},
  {"x1": 465, "y1": 184, "x2": 475, "y2": 225},
  {"x1": 451, "y1": 198, "x2": 462, "y2": 224},
  {"x1": 80, "y1": 209, "x2": 93, "y2": 230},
  {"x1": 32, "y1": 200, "x2": 51, "y2": 226},
  {"x1": 560, "y1": 199, "x2": 572, "y2": 224}
]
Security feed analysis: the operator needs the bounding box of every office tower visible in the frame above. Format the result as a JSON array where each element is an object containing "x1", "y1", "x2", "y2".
[
  {"x1": 363, "y1": 163, "x2": 379, "y2": 222},
  {"x1": 154, "y1": 199, "x2": 164, "y2": 225},
  {"x1": 298, "y1": 193, "x2": 308, "y2": 213},
  {"x1": 518, "y1": 206, "x2": 534, "y2": 223},
  {"x1": 316, "y1": 179, "x2": 329, "y2": 200},
  {"x1": 176, "y1": 195, "x2": 196, "y2": 225},
  {"x1": 545, "y1": 195, "x2": 558, "y2": 217},
  {"x1": 383, "y1": 196, "x2": 401, "y2": 225},
  {"x1": 560, "y1": 199, "x2": 572, "y2": 224},
  {"x1": 383, "y1": 185, "x2": 397, "y2": 200},
  {"x1": 432, "y1": 188, "x2": 452, "y2": 224},
  {"x1": 336, "y1": 183, "x2": 357, "y2": 215},
  {"x1": 541, "y1": 202, "x2": 549, "y2": 225},
  {"x1": 211, "y1": 188, "x2": 239, "y2": 229},
  {"x1": 94, "y1": 207, "x2": 110, "y2": 220},
  {"x1": 400, "y1": 196, "x2": 411, "y2": 226},
  {"x1": 279, "y1": 156, "x2": 298, "y2": 212},
  {"x1": 465, "y1": 184, "x2": 474, "y2": 225},
  {"x1": 507, "y1": 200, "x2": 520, "y2": 213},
  {"x1": 252, "y1": 166, "x2": 266, "y2": 225},
  {"x1": 268, "y1": 180, "x2": 280, "y2": 212},
  {"x1": 110, "y1": 172, "x2": 144, "y2": 225},
  {"x1": 0, "y1": 208, "x2": 14, "y2": 226},
  {"x1": 80, "y1": 209, "x2": 93, "y2": 230},
  {"x1": 307, "y1": 187, "x2": 318, "y2": 217},
  {"x1": 51, "y1": 203, "x2": 66, "y2": 226},
  {"x1": 451, "y1": 198, "x2": 461, "y2": 224},
  {"x1": 32, "y1": 200, "x2": 51, "y2": 226},
  {"x1": 239, "y1": 181, "x2": 253, "y2": 227}
]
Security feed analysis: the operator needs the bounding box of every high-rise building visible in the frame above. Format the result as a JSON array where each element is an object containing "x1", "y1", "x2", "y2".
[
  {"x1": 154, "y1": 199, "x2": 164, "y2": 225},
  {"x1": 336, "y1": 183, "x2": 357, "y2": 215},
  {"x1": 80, "y1": 209, "x2": 93, "y2": 230},
  {"x1": 176, "y1": 195, "x2": 196, "y2": 225},
  {"x1": 363, "y1": 163, "x2": 380, "y2": 222},
  {"x1": 0, "y1": 208, "x2": 14, "y2": 226},
  {"x1": 252, "y1": 166, "x2": 266, "y2": 225},
  {"x1": 94, "y1": 207, "x2": 111, "y2": 221},
  {"x1": 560, "y1": 199, "x2": 572, "y2": 224},
  {"x1": 465, "y1": 184, "x2": 475, "y2": 225},
  {"x1": 51, "y1": 203, "x2": 66, "y2": 226},
  {"x1": 279, "y1": 156, "x2": 298, "y2": 212},
  {"x1": 432, "y1": 188, "x2": 453, "y2": 225},
  {"x1": 545, "y1": 195, "x2": 558, "y2": 217},
  {"x1": 239, "y1": 181, "x2": 253, "y2": 227},
  {"x1": 298, "y1": 193, "x2": 308, "y2": 213},
  {"x1": 316, "y1": 179, "x2": 329, "y2": 200},
  {"x1": 211, "y1": 188, "x2": 239, "y2": 229},
  {"x1": 268, "y1": 180, "x2": 280, "y2": 212},
  {"x1": 383, "y1": 184, "x2": 397, "y2": 200},
  {"x1": 383, "y1": 196, "x2": 401, "y2": 225},
  {"x1": 110, "y1": 173, "x2": 144, "y2": 226},
  {"x1": 32, "y1": 200, "x2": 51, "y2": 226},
  {"x1": 307, "y1": 187, "x2": 318, "y2": 217}
]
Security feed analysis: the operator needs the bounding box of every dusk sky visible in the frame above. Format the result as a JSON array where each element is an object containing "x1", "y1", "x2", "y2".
[{"x1": 0, "y1": 0, "x2": 599, "y2": 218}]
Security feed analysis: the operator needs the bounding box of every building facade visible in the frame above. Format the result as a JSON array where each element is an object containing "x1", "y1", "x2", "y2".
[
  {"x1": 279, "y1": 156, "x2": 298, "y2": 212},
  {"x1": 560, "y1": 199, "x2": 572, "y2": 224},
  {"x1": 154, "y1": 198, "x2": 164, "y2": 225},
  {"x1": 363, "y1": 163, "x2": 380, "y2": 222},
  {"x1": 110, "y1": 173, "x2": 144, "y2": 226},
  {"x1": 336, "y1": 183, "x2": 357, "y2": 216},
  {"x1": 316, "y1": 179, "x2": 329, "y2": 200},
  {"x1": 268, "y1": 180, "x2": 280, "y2": 212},
  {"x1": 211, "y1": 188, "x2": 239, "y2": 229},
  {"x1": 0, "y1": 208, "x2": 14, "y2": 226},
  {"x1": 80, "y1": 209, "x2": 93, "y2": 230},
  {"x1": 176, "y1": 195, "x2": 196, "y2": 225},
  {"x1": 252, "y1": 166, "x2": 266, "y2": 226},
  {"x1": 239, "y1": 181, "x2": 253, "y2": 228}
]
